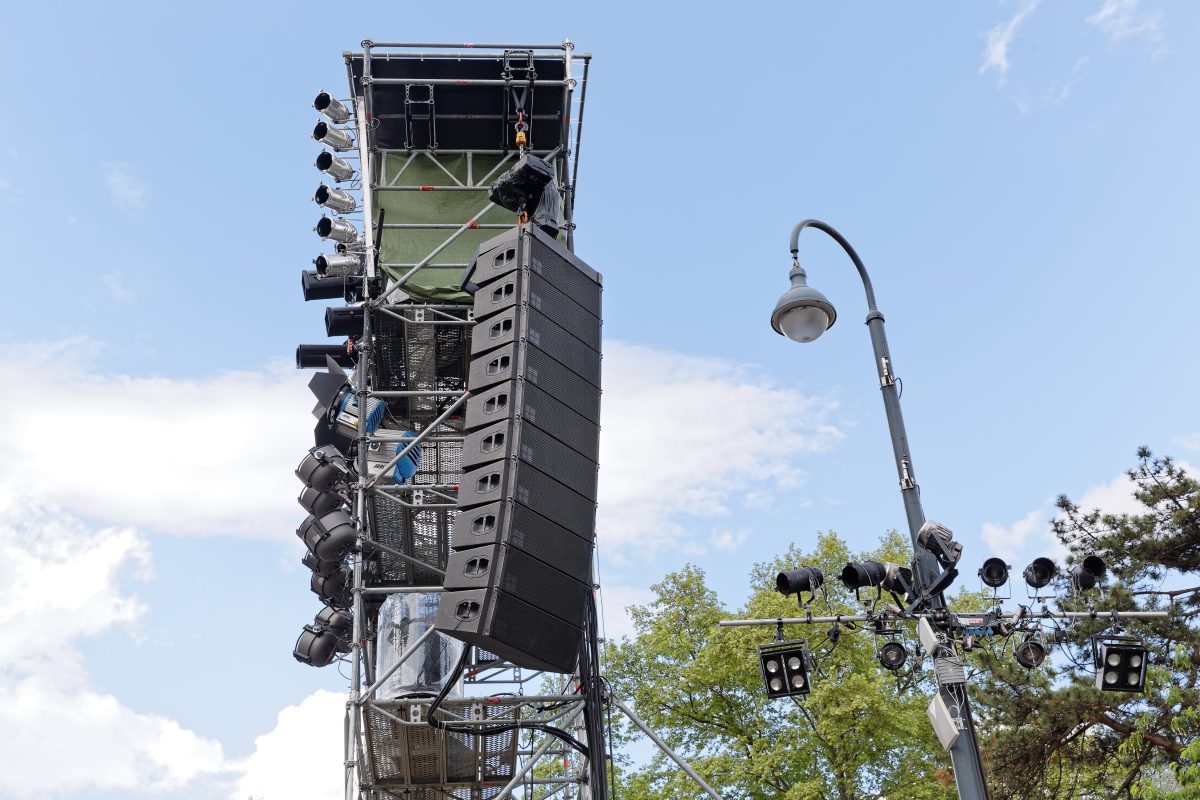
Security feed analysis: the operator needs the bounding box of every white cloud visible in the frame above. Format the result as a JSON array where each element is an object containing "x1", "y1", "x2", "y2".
[
  {"x1": 709, "y1": 528, "x2": 750, "y2": 552},
  {"x1": 230, "y1": 690, "x2": 345, "y2": 800},
  {"x1": 1087, "y1": 0, "x2": 1166, "y2": 54},
  {"x1": 101, "y1": 271, "x2": 136, "y2": 303},
  {"x1": 596, "y1": 341, "x2": 841, "y2": 559},
  {"x1": 1172, "y1": 433, "x2": 1200, "y2": 453},
  {"x1": 0, "y1": 176, "x2": 10, "y2": 190},
  {"x1": 982, "y1": 508, "x2": 1052, "y2": 563},
  {"x1": 0, "y1": 492, "x2": 228, "y2": 798},
  {"x1": 0, "y1": 337, "x2": 314, "y2": 538},
  {"x1": 102, "y1": 161, "x2": 150, "y2": 212},
  {"x1": 980, "y1": 0, "x2": 1041, "y2": 84}
]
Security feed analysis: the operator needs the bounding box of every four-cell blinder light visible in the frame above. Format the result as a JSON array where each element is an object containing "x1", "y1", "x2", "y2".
[
  {"x1": 759, "y1": 640, "x2": 813, "y2": 698},
  {"x1": 1093, "y1": 636, "x2": 1148, "y2": 692}
]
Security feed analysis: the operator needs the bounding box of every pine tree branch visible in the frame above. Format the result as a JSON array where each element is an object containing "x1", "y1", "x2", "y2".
[{"x1": 1092, "y1": 713, "x2": 1182, "y2": 756}]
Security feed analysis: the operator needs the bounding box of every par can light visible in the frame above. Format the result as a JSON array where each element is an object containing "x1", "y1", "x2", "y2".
[
  {"x1": 979, "y1": 557, "x2": 1010, "y2": 588},
  {"x1": 313, "y1": 120, "x2": 354, "y2": 151},
  {"x1": 316, "y1": 150, "x2": 354, "y2": 182},
  {"x1": 295, "y1": 444, "x2": 349, "y2": 492},
  {"x1": 315, "y1": 183, "x2": 357, "y2": 214},
  {"x1": 776, "y1": 566, "x2": 824, "y2": 596},
  {"x1": 1071, "y1": 555, "x2": 1107, "y2": 591},
  {"x1": 298, "y1": 485, "x2": 344, "y2": 516},
  {"x1": 302, "y1": 550, "x2": 342, "y2": 577},
  {"x1": 302, "y1": 270, "x2": 357, "y2": 302},
  {"x1": 316, "y1": 215, "x2": 359, "y2": 244},
  {"x1": 310, "y1": 568, "x2": 352, "y2": 607},
  {"x1": 294, "y1": 624, "x2": 339, "y2": 667},
  {"x1": 325, "y1": 306, "x2": 365, "y2": 338},
  {"x1": 1023, "y1": 557, "x2": 1058, "y2": 589},
  {"x1": 315, "y1": 252, "x2": 361, "y2": 277},
  {"x1": 313, "y1": 90, "x2": 351, "y2": 123},
  {"x1": 296, "y1": 344, "x2": 354, "y2": 369},
  {"x1": 1015, "y1": 634, "x2": 1048, "y2": 669},
  {"x1": 299, "y1": 509, "x2": 358, "y2": 561},
  {"x1": 878, "y1": 641, "x2": 908, "y2": 671},
  {"x1": 840, "y1": 560, "x2": 912, "y2": 595}
]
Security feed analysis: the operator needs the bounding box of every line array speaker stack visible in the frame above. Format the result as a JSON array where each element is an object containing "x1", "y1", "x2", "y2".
[{"x1": 435, "y1": 224, "x2": 602, "y2": 673}]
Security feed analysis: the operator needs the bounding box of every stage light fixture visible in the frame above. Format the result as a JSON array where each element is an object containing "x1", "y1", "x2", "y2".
[
  {"x1": 315, "y1": 252, "x2": 361, "y2": 277},
  {"x1": 302, "y1": 550, "x2": 342, "y2": 577},
  {"x1": 315, "y1": 604, "x2": 353, "y2": 640},
  {"x1": 316, "y1": 215, "x2": 359, "y2": 244},
  {"x1": 311, "y1": 568, "x2": 352, "y2": 608},
  {"x1": 776, "y1": 566, "x2": 824, "y2": 596},
  {"x1": 296, "y1": 444, "x2": 349, "y2": 492},
  {"x1": 758, "y1": 640, "x2": 812, "y2": 698},
  {"x1": 296, "y1": 344, "x2": 354, "y2": 369},
  {"x1": 330, "y1": 385, "x2": 385, "y2": 438},
  {"x1": 316, "y1": 150, "x2": 354, "y2": 182},
  {"x1": 1093, "y1": 637, "x2": 1148, "y2": 692},
  {"x1": 917, "y1": 520, "x2": 963, "y2": 567},
  {"x1": 313, "y1": 120, "x2": 354, "y2": 151},
  {"x1": 1023, "y1": 557, "x2": 1058, "y2": 590},
  {"x1": 1071, "y1": 555, "x2": 1106, "y2": 592},
  {"x1": 325, "y1": 306, "x2": 365, "y2": 338},
  {"x1": 294, "y1": 624, "x2": 339, "y2": 667},
  {"x1": 840, "y1": 560, "x2": 912, "y2": 596},
  {"x1": 302, "y1": 270, "x2": 358, "y2": 302},
  {"x1": 1015, "y1": 633, "x2": 1048, "y2": 669},
  {"x1": 315, "y1": 183, "x2": 357, "y2": 214},
  {"x1": 298, "y1": 485, "x2": 344, "y2": 516},
  {"x1": 299, "y1": 509, "x2": 358, "y2": 561},
  {"x1": 313, "y1": 90, "x2": 351, "y2": 123},
  {"x1": 979, "y1": 557, "x2": 1010, "y2": 588},
  {"x1": 878, "y1": 641, "x2": 908, "y2": 671}
]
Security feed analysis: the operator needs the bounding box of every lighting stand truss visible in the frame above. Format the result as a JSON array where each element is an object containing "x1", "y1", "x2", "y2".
[
  {"x1": 719, "y1": 606, "x2": 1169, "y2": 794},
  {"x1": 314, "y1": 41, "x2": 718, "y2": 800}
]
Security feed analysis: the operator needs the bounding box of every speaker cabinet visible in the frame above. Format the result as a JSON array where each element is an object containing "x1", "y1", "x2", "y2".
[{"x1": 436, "y1": 225, "x2": 601, "y2": 673}]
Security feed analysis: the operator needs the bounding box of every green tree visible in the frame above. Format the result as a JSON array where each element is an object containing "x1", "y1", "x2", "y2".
[
  {"x1": 605, "y1": 530, "x2": 958, "y2": 800},
  {"x1": 969, "y1": 448, "x2": 1200, "y2": 799}
]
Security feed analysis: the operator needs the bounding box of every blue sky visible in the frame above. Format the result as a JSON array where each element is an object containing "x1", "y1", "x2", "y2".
[{"x1": 1, "y1": 1, "x2": 1197, "y2": 798}]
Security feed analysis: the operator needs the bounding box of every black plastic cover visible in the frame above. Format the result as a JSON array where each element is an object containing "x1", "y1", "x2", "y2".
[{"x1": 488, "y1": 154, "x2": 556, "y2": 213}]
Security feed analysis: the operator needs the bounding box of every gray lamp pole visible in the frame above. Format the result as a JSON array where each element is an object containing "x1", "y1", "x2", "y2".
[{"x1": 771, "y1": 219, "x2": 991, "y2": 800}]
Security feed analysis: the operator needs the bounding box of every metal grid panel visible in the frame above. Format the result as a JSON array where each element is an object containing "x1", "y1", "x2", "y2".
[{"x1": 364, "y1": 699, "x2": 520, "y2": 791}]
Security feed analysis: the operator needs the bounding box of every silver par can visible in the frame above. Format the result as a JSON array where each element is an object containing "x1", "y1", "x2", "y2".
[
  {"x1": 315, "y1": 150, "x2": 354, "y2": 182},
  {"x1": 315, "y1": 252, "x2": 360, "y2": 276},
  {"x1": 316, "y1": 215, "x2": 359, "y2": 244},
  {"x1": 313, "y1": 90, "x2": 351, "y2": 123},
  {"x1": 314, "y1": 183, "x2": 357, "y2": 214},
  {"x1": 313, "y1": 121, "x2": 354, "y2": 151}
]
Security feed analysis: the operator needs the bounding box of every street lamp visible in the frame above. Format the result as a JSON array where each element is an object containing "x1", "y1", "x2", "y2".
[{"x1": 770, "y1": 219, "x2": 990, "y2": 800}]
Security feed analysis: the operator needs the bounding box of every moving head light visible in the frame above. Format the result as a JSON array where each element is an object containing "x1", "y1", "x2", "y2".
[{"x1": 916, "y1": 520, "x2": 963, "y2": 567}]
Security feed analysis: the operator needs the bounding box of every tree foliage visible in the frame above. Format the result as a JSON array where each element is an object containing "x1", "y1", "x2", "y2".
[
  {"x1": 969, "y1": 448, "x2": 1200, "y2": 799},
  {"x1": 605, "y1": 530, "x2": 958, "y2": 800}
]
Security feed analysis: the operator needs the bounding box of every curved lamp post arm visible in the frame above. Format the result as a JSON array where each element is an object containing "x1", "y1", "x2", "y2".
[{"x1": 790, "y1": 219, "x2": 880, "y2": 313}]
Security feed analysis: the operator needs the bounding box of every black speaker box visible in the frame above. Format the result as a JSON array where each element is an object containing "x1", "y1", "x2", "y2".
[
  {"x1": 437, "y1": 224, "x2": 602, "y2": 674},
  {"x1": 433, "y1": 587, "x2": 583, "y2": 674}
]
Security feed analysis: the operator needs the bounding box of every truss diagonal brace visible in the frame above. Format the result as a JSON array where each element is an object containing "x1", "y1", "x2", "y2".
[{"x1": 612, "y1": 696, "x2": 723, "y2": 800}]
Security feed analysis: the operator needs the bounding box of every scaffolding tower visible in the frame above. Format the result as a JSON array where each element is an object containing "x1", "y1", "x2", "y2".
[{"x1": 296, "y1": 40, "x2": 721, "y2": 800}]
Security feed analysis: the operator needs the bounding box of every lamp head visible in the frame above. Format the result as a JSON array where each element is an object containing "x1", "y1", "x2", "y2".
[{"x1": 771, "y1": 260, "x2": 836, "y2": 343}]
